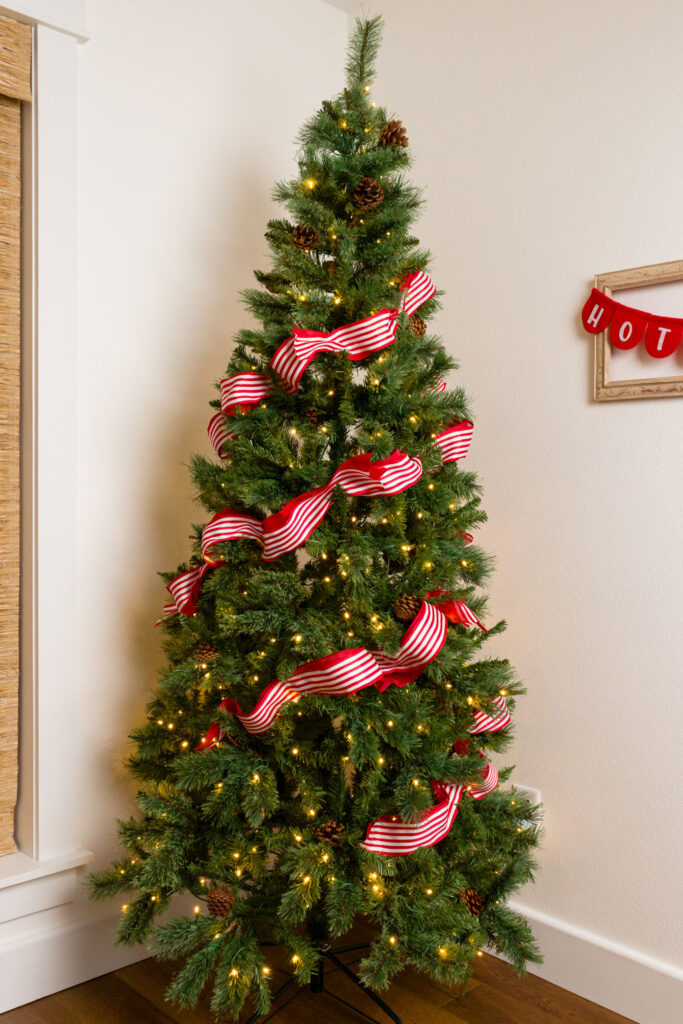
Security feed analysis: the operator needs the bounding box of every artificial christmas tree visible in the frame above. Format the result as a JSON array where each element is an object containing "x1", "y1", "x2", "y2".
[{"x1": 90, "y1": 17, "x2": 541, "y2": 1022}]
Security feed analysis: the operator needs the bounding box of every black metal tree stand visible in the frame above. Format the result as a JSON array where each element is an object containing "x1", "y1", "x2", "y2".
[{"x1": 244, "y1": 940, "x2": 404, "y2": 1024}]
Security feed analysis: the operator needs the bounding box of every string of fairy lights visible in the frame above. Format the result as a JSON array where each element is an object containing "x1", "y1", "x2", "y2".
[{"x1": 118, "y1": 78, "x2": 535, "y2": 986}]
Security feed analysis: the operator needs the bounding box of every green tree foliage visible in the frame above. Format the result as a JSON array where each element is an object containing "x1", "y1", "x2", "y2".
[{"x1": 90, "y1": 16, "x2": 541, "y2": 1019}]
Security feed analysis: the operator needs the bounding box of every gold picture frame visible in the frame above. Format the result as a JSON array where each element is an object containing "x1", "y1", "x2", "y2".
[{"x1": 592, "y1": 259, "x2": 683, "y2": 401}]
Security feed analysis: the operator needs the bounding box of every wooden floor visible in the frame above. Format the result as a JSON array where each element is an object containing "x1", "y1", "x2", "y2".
[{"x1": 4, "y1": 923, "x2": 635, "y2": 1024}]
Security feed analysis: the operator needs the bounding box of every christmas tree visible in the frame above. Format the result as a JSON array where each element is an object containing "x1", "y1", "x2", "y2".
[{"x1": 90, "y1": 17, "x2": 541, "y2": 1021}]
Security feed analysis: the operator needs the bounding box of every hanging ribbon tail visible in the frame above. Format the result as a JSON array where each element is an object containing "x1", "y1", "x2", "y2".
[
  {"x1": 468, "y1": 759, "x2": 499, "y2": 799},
  {"x1": 208, "y1": 412, "x2": 237, "y2": 460},
  {"x1": 271, "y1": 309, "x2": 399, "y2": 393},
  {"x1": 468, "y1": 695, "x2": 511, "y2": 734},
  {"x1": 373, "y1": 600, "x2": 448, "y2": 691},
  {"x1": 360, "y1": 781, "x2": 463, "y2": 856},
  {"x1": 155, "y1": 602, "x2": 180, "y2": 628},
  {"x1": 195, "y1": 697, "x2": 239, "y2": 750},
  {"x1": 207, "y1": 373, "x2": 271, "y2": 459},
  {"x1": 433, "y1": 420, "x2": 474, "y2": 464},
  {"x1": 361, "y1": 750, "x2": 500, "y2": 857},
  {"x1": 159, "y1": 563, "x2": 211, "y2": 621},
  {"x1": 432, "y1": 596, "x2": 487, "y2": 633},
  {"x1": 428, "y1": 378, "x2": 447, "y2": 394},
  {"x1": 453, "y1": 742, "x2": 500, "y2": 800},
  {"x1": 401, "y1": 271, "x2": 436, "y2": 318},
  {"x1": 194, "y1": 720, "x2": 224, "y2": 751}
]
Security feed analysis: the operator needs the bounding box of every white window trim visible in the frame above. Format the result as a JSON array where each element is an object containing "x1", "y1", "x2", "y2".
[
  {"x1": 2, "y1": 1, "x2": 90, "y2": 903},
  {"x1": 0, "y1": 2, "x2": 87, "y2": 41}
]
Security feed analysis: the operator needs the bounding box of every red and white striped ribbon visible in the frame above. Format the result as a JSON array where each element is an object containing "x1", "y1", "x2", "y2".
[
  {"x1": 437, "y1": 597, "x2": 486, "y2": 632},
  {"x1": 426, "y1": 589, "x2": 487, "y2": 632},
  {"x1": 201, "y1": 509, "x2": 264, "y2": 565},
  {"x1": 269, "y1": 272, "x2": 436, "y2": 393},
  {"x1": 468, "y1": 695, "x2": 511, "y2": 735},
  {"x1": 263, "y1": 450, "x2": 423, "y2": 560},
  {"x1": 200, "y1": 450, "x2": 422, "y2": 567},
  {"x1": 433, "y1": 420, "x2": 474, "y2": 464},
  {"x1": 220, "y1": 373, "x2": 271, "y2": 415},
  {"x1": 207, "y1": 373, "x2": 271, "y2": 458},
  {"x1": 202, "y1": 427, "x2": 470, "y2": 568},
  {"x1": 271, "y1": 309, "x2": 399, "y2": 393},
  {"x1": 401, "y1": 271, "x2": 436, "y2": 318},
  {"x1": 207, "y1": 412, "x2": 236, "y2": 461},
  {"x1": 208, "y1": 278, "x2": 437, "y2": 453},
  {"x1": 156, "y1": 563, "x2": 211, "y2": 623},
  {"x1": 164, "y1": 423, "x2": 474, "y2": 618},
  {"x1": 361, "y1": 747, "x2": 499, "y2": 855},
  {"x1": 468, "y1": 759, "x2": 499, "y2": 799},
  {"x1": 198, "y1": 599, "x2": 484, "y2": 742},
  {"x1": 361, "y1": 782, "x2": 464, "y2": 856},
  {"x1": 373, "y1": 600, "x2": 448, "y2": 690},
  {"x1": 206, "y1": 649, "x2": 383, "y2": 739}
]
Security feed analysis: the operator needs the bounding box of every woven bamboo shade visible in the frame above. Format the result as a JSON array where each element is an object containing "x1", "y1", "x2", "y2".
[{"x1": 0, "y1": 14, "x2": 31, "y2": 857}]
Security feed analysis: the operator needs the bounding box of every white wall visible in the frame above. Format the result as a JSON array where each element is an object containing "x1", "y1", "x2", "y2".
[
  {"x1": 0, "y1": 0, "x2": 347, "y2": 1010},
  {"x1": 346, "y1": 1, "x2": 683, "y2": 1021},
  {"x1": 77, "y1": 0, "x2": 346, "y2": 868}
]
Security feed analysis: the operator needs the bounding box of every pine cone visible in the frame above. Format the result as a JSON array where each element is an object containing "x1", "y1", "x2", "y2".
[
  {"x1": 301, "y1": 408, "x2": 318, "y2": 426},
  {"x1": 196, "y1": 642, "x2": 219, "y2": 664},
  {"x1": 460, "y1": 888, "x2": 485, "y2": 916},
  {"x1": 353, "y1": 177, "x2": 384, "y2": 210},
  {"x1": 207, "y1": 886, "x2": 236, "y2": 918},
  {"x1": 392, "y1": 593, "x2": 422, "y2": 623},
  {"x1": 314, "y1": 820, "x2": 346, "y2": 845},
  {"x1": 292, "y1": 224, "x2": 319, "y2": 251},
  {"x1": 379, "y1": 119, "x2": 409, "y2": 149},
  {"x1": 325, "y1": 260, "x2": 337, "y2": 278},
  {"x1": 410, "y1": 314, "x2": 427, "y2": 338}
]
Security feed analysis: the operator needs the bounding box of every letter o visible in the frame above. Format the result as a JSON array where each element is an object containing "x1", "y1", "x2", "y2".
[{"x1": 618, "y1": 320, "x2": 633, "y2": 343}]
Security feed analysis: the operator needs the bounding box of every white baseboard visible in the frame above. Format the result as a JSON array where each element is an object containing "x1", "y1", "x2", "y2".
[
  {"x1": 507, "y1": 900, "x2": 683, "y2": 1024},
  {"x1": 2, "y1": 896, "x2": 681, "y2": 1021},
  {"x1": 0, "y1": 906, "x2": 148, "y2": 1013}
]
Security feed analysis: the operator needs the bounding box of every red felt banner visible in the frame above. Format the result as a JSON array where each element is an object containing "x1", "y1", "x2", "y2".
[{"x1": 581, "y1": 288, "x2": 683, "y2": 358}]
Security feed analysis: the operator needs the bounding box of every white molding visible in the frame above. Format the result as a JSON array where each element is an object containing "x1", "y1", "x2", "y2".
[
  {"x1": 0, "y1": 854, "x2": 93, "y2": 924},
  {"x1": 3, "y1": 8, "x2": 91, "y2": 909},
  {"x1": 0, "y1": 893, "x2": 195, "y2": 1013},
  {"x1": 0, "y1": 2, "x2": 88, "y2": 41},
  {"x1": 0, "y1": 905, "x2": 147, "y2": 1013},
  {"x1": 503, "y1": 900, "x2": 683, "y2": 1024},
  {"x1": 0, "y1": 847, "x2": 92, "y2": 889},
  {"x1": 27, "y1": 21, "x2": 81, "y2": 862}
]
